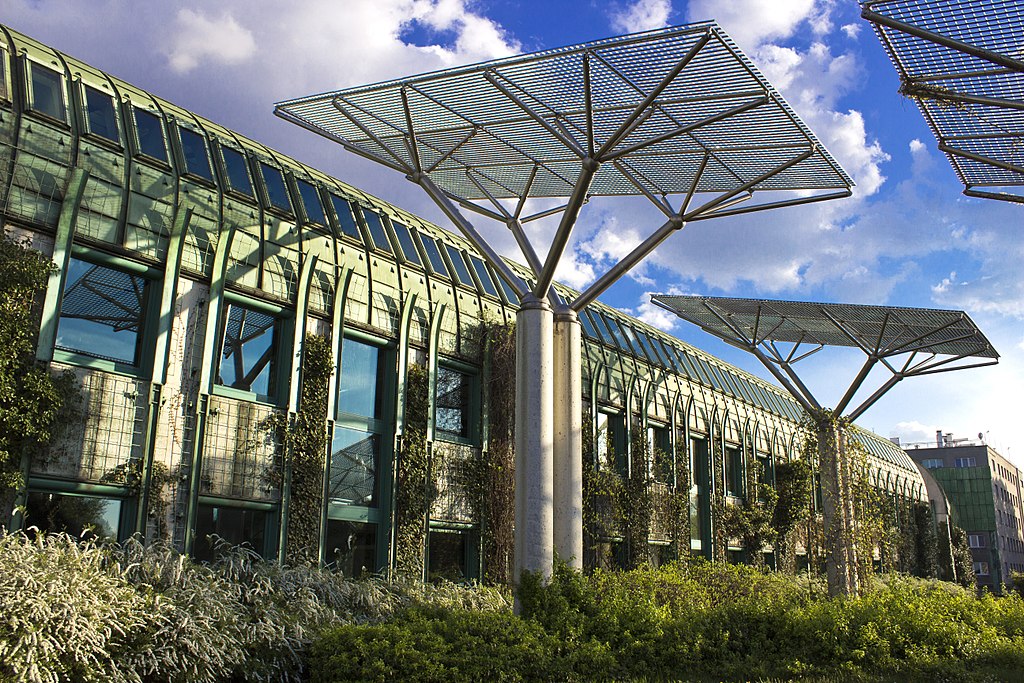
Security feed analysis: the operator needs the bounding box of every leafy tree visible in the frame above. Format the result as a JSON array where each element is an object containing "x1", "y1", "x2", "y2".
[{"x1": 0, "y1": 235, "x2": 70, "y2": 518}]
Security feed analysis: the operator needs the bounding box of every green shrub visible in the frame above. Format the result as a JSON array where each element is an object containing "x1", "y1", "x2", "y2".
[{"x1": 0, "y1": 531, "x2": 508, "y2": 683}]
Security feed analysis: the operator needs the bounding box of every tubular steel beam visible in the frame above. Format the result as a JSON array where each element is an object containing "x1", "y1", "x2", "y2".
[
  {"x1": 534, "y1": 160, "x2": 599, "y2": 297},
  {"x1": 862, "y1": 7, "x2": 1024, "y2": 74},
  {"x1": 902, "y1": 82, "x2": 1024, "y2": 112},
  {"x1": 416, "y1": 174, "x2": 529, "y2": 299}
]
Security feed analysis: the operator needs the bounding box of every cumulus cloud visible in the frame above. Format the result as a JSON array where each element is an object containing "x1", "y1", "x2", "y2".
[
  {"x1": 841, "y1": 23, "x2": 861, "y2": 39},
  {"x1": 610, "y1": 0, "x2": 673, "y2": 34},
  {"x1": 687, "y1": 0, "x2": 820, "y2": 51},
  {"x1": 631, "y1": 295, "x2": 680, "y2": 331},
  {"x1": 168, "y1": 10, "x2": 256, "y2": 73}
]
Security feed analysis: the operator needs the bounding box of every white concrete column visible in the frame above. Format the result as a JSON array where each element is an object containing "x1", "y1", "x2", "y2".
[
  {"x1": 553, "y1": 308, "x2": 583, "y2": 569},
  {"x1": 514, "y1": 295, "x2": 554, "y2": 584}
]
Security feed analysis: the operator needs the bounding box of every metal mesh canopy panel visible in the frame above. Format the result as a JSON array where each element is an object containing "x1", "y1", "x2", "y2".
[
  {"x1": 651, "y1": 294, "x2": 998, "y2": 359},
  {"x1": 864, "y1": 0, "x2": 1024, "y2": 201},
  {"x1": 276, "y1": 22, "x2": 853, "y2": 201}
]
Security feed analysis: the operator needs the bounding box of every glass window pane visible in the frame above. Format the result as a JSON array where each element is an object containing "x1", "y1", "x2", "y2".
[
  {"x1": 193, "y1": 505, "x2": 269, "y2": 562},
  {"x1": 436, "y1": 366, "x2": 472, "y2": 440},
  {"x1": 260, "y1": 162, "x2": 292, "y2": 213},
  {"x1": 0, "y1": 52, "x2": 8, "y2": 102},
  {"x1": 391, "y1": 221, "x2": 422, "y2": 267},
  {"x1": 178, "y1": 127, "x2": 213, "y2": 181},
  {"x1": 428, "y1": 529, "x2": 470, "y2": 581},
  {"x1": 297, "y1": 179, "x2": 326, "y2": 225},
  {"x1": 620, "y1": 323, "x2": 644, "y2": 357},
  {"x1": 330, "y1": 426, "x2": 379, "y2": 506},
  {"x1": 325, "y1": 520, "x2": 377, "y2": 577},
  {"x1": 445, "y1": 245, "x2": 474, "y2": 287},
  {"x1": 133, "y1": 108, "x2": 167, "y2": 162},
  {"x1": 603, "y1": 315, "x2": 631, "y2": 351},
  {"x1": 578, "y1": 309, "x2": 598, "y2": 339},
  {"x1": 496, "y1": 271, "x2": 526, "y2": 305},
  {"x1": 468, "y1": 255, "x2": 498, "y2": 297},
  {"x1": 25, "y1": 492, "x2": 121, "y2": 541},
  {"x1": 83, "y1": 85, "x2": 118, "y2": 143},
  {"x1": 221, "y1": 146, "x2": 253, "y2": 196},
  {"x1": 330, "y1": 195, "x2": 363, "y2": 241},
  {"x1": 419, "y1": 234, "x2": 449, "y2": 278},
  {"x1": 362, "y1": 209, "x2": 393, "y2": 253},
  {"x1": 56, "y1": 258, "x2": 148, "y2": 366},
  {"x1": 30, "y1": 64, "x2": 66, "y2": 121},
  {"x1": 338, "y1": 339, "x2": 383, "y2": 419},
  {"x1": 217, "y1": 304, "x2": 279, "y2": 398},
  {"x1": 586, "y1": 310, "x2": 614, "y2": 346}
]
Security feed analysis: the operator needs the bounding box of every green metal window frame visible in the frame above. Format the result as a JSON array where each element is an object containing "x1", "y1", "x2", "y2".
[
  {"x1": 50, "y1": 246, "x2": 161, "y2": 378},
  {"x1": 130, "y1": 105, "x2": 170, "y2": 165},
  {"x1": 360, "y1": 208, "x2": 394, "y2": 255},
  {"x1": 434, "y1": 360, "x2": 481, "y2": 446},
  {"x1": 24, "y1": 58, "x2": 68, "y2": 124},
  {"x1": 217, "y1": 143, "x2": 255, "y2": 197},
  {"x1": 427, "y1": 524, "x2": 481, "y2": 581},
  {"x1": 0, "y1": 45, "x2": 9, "y2": 104},
  {"x1": 175, "y1": 124, "x2": 216, "y2": 184},
  {"x1": 327, "y1": 193, "x2": 366, "y2": 244},
  {"x1": 80, "y1": 82, "x2": 121, "y2": 146},
  {"x1": 295, "y1": 177, "x2": 327, "y2": 226},
  {"x1": 416, "y1": 232, "x2": 451, "y2": 279},
  {"x1": 212, "y1": 291, "x2": 293, "y2": 407},
  {"x1": 193, "y1": 496, "x2": 280, "y2": 561},
  {"x1": 23, "y1": 484, "x2": 134, "y2": 543},
  {"x1": 390, "y1": 219, "x2": 424, "y2": 269},
  {"x1": 256, "y1": 160, "x2": 294, "y2": 215}
]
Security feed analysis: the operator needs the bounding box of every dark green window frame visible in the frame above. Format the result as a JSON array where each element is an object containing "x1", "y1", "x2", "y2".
[
  {"x1": 218, "y1": 144, "x2": 254, "y2": 197},
  {"x1": 131, "y1": 106, "x2": 169, "y2": 164},
  {"x1": 26, "y1": 60, "x2": 67, "y2": 123},
  {"x1": 444, "y1": 245, "x2": 476, "y2": 289},
  {"x1": 258, "y1": 161, "x2": 293, "y2": 214},
  {"x1": 467, "y1": 255, "x2": 499, "y2": 298},
  {"x1": 213, "y1": 293, "x2": 292, "y2": 406},
  {"x1": 296, "y1": 178, "x2": 327, "y2": 226},
  {"x1": 328, "y1": 194, "x2": 365, "y2": 243},
  {"x1": 81, "y1": 83, "x2": 120, "y2": 145},
  {"x1": 417, "y1": 233, "x2": 450, "y2": 278},
  {"x1": 361, "y1": 209, "x2": 394, "y2": 254},
  {"x1": 51, "y1": 248, "x2": 160, "y2": 378},
  {"x1": 390, "y1": 220, "x2": 423, "y2": 268},
  {"x1": 193, "y1": 497, "x2": 279, "y2": 562},
  {"x1": 0, "y1": 46, "x2": 9, "y2": 103},
  {"x1": 435, "y1": 362, "x2": 480, "y2": 445},
  {"x1": 24, "y1": 486, "x2": 133, "y2": 543},
  {"x1": 177, "y1": 125, "x2": 215, "y2": 183}
]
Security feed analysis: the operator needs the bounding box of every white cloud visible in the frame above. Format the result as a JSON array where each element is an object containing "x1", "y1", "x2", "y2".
[
  {"x1": 168, "y1": 10, "x2": 256, "y2": 73},
  {"x1": 610, "y1": 0, "x2": 673, "y2": 34},
  {"x1": 687, "y1": 0, "x2": 820, "y2": 51},
  {"x1": 631, "y1": 295, "x2": 680, "y2": 331},
  {"x1": 841, "y1": 23, "x2": 861, "y2": 39}
]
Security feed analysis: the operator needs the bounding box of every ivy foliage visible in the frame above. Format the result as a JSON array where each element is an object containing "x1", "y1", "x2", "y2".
[
  {"x1": 288, "y1": 334, "x2": 332, "y2": 565},
  {"x1": 772, "y1": 458, "x2": 814, "y2": 573},
  {"x1": 0, "y1": 235, "x2": 77, "y2": 513},
  {"x1": 395, "y1": 363, "x2": 430, "y2": 578}
]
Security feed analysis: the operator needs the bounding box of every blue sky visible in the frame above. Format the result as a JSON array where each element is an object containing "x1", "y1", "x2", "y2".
[{"x1": 8, "y1": 0, "x2": 1022, "y2": 464}]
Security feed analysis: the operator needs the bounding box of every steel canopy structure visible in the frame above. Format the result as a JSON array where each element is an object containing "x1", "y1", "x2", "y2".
[
  {"x1": 863, "y1": 0, "x2": 1024, "y2": 204},
  {"x1": 651, "y1": 294, "x2": 999, "y2": 423},
  {"x1": 276, "y1": 22, "x2": 855, "y2": 582},
  {"x1": 652, "y1": 293, "x2": 998, "y2": 595}
]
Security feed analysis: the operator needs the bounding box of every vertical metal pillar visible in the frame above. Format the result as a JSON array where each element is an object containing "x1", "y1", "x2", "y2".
[
  {"x1": 514, "y1": 295, "x2": 554, "y2": 584},
  {"x1": 553, "y1": 307, "x2": 583, "y2": 569}
]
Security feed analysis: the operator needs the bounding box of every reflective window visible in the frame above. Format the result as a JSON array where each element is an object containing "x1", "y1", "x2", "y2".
[
  {"x1": 56, "y1": 258, "x2": 150, "y2": 366},
  {"x1": 601, "y1": 315, "x2": 631, "y2": 351},
  {"x1": 330, "y1": 427, "x2": 379, "y2": 506},
  {"x1": 133, "y1": 107, "x2": 167, "y2": 162},
  {"x1": 468, "y1": 255, "x2": 498, "y2": 297},
  {"x1": 921, "y1": 458, "x2": 944, "y2": 469},
  {"x1": 29, "y1": 63, "x2": 66, "y2": 121},
  {"x1": 330, "y1": 195, "x2": 363, "y2": 241},
  {"x1": 436, "y1": 366, "x2": 473, "y2": 440},
  {"x1": 725, "y1": 446, "x2": 744, "y2": 497},
  {"x1": 445, "y1": 245, "x2": 475, "y2": 287},
  {"x1": 586, "y1": 310, "x2": 615, "y2": 346},
  {"x1": 620, "y1": 324, "x2": 645, "y2": 359},
  {"x1": 326, "y1": 520, "x2": 377, "y2": 577},
  {"x1": 193, "y1": 505, "x2": 270, "y2": 562},
  {"x1": 220, "y1": 146, "x2": 253, "y2": 196},
  {"x1": 83, "y1": 85, "x2": 118, "y2": 143},
  {"x1": 496, "y1": 271, "x2": 528, "y2": 305},
  {"x1": 178, "y1": 127, "x2": 214, "y2": 181},
  {"x1": 362, "y1": 209, "x2": 393, "y2": 254},
  {"x1": 577, "y1": 309, "x2": 598, "y2": 339},
  {"x1": 296, "y1": 179, "x2": 326, "y2": 225},
  {"x1": 428, "y1": 529, "x2": 474, "y2": 581},
  {"x1": 338, "y1": 339, "x2": 384, "y2": 419},
  {"x1": 390, "y1": 221, "x2": 422, "y2": 267},
  {"x1": 418, "y1": 234, "x2": 449, "y2": 277},
  {"x1": 260, "y1": 162, "x2": 292, "y2": 213},
  {"x1": 0, "y1": 50, "x2": 7, "y2": 101},
  {"x1": 217, "y1": 303, "x2": 280, "y2": 399},
  {"x1": 25, "y1": 492, "x2": 121, "y2": 542}
]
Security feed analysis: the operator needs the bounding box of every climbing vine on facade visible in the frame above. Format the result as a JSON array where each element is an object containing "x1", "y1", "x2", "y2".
[{"x1": 394, "y1": 363, "x2": 430, "y2": 578}]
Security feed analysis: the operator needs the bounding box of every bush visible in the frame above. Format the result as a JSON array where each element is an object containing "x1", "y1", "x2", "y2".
[{"x1": 0, "y1": 531, "x2": 508, "y2": 683}]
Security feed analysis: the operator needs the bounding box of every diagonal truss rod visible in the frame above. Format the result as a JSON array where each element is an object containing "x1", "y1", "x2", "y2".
[
  {"x1": 862, "y1": 6, "x2": 1024, "y2": 73},
  {"x1": 902, "y1": 82, "x2": 1024, "y2": 112}
]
